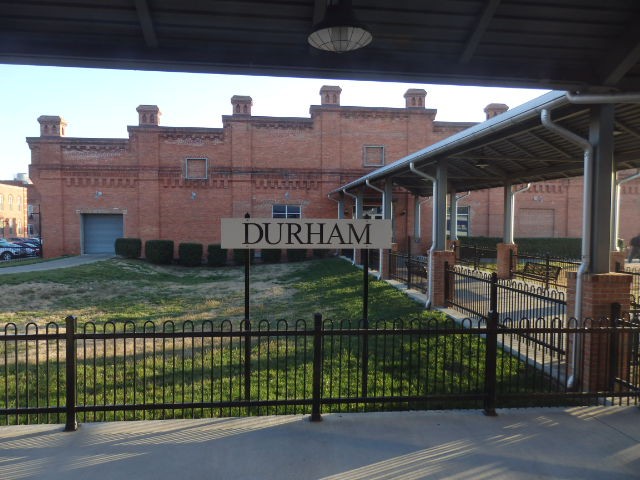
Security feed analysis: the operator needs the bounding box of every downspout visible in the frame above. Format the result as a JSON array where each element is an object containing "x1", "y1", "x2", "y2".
[
  {"x1": 541, "y1": 109, "x2": 592, "y2": 390},
  {"x1": 504, "y1": 183, "x2": 531, "y2": 244},
  {"x1": 365, "y1": 179, "x2": 385, "y2": 279},
  {"x1": 342, "y1": 189, "x2": 358, "y2": 265},
  {"x1": 410, "y1": 162, "x2": 437, "y2": 309},
  {"x1": 612, "y1": 170, "x2": 640, "y2": 252},
  {"x1": 451, "y1": 191, "x2": 470, "y2": 241}
]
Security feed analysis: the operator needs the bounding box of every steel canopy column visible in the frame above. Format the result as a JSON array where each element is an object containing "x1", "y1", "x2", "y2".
[
  {"x1": 503, "y1": 182, "x2": 514, "y2": 244},
  {"x1": 449, "y1": 189, "x2": 458, "y2": 242},
  {"x1": 589, "y1": 105, "x2": 615, "y2": 273},
  {"x1": 434, "y1": 159, "x2": 448, "y2": 250},
  {"x1": 414, "y1": 194, "x2": 421, "y2": 240}
]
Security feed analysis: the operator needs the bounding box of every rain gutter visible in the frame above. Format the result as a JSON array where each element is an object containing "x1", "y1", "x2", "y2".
[{"x1": 540, "y1": 108, "x2": 592, "y2": 390}]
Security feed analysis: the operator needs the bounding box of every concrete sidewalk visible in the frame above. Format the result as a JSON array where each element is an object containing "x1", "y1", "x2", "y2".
[
  {"x1": 1, "y1": 407, "x2": 638, "y2": 479},
  {"x1": 0, "y1": 254, "x2": 112, "y2": 274}
]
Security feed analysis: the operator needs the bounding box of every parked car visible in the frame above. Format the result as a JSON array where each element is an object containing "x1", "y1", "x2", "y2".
[
  {"x1": 0, "y1": 239, "x2": 34, "y2": 260},
  {"x1": 10, "y1": 240, "x2": 41, "y2": 257}
]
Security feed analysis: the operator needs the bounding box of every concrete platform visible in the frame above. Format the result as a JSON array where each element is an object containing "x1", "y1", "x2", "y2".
[{"x1": 1, "y1": 407, "x2": 638, "y2": 479}]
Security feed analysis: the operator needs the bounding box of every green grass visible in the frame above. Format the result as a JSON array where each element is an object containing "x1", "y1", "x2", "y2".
[{"x1": 0, "y1": 257, "x2": 567, "y2": 424}]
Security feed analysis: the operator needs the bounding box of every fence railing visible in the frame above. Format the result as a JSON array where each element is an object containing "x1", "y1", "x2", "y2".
[
  {"x1": 457, "y1": 244, "x2": 497, "y2": 271},
  {"x1": 446, "y1": 264, "x2": 567, "y2": 354},
  {"x1": 386, "y1": 251, "x2": 429, "y2": 293},
  {"x1": 511, "y1": 251, "x2": 580, "y2": 289},
  {"x1": 2, "y1": 309, "x2": 638, "y2": 428}
]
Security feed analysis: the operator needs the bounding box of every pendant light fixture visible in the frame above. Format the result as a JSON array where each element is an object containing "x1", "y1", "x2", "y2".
[{"x1": 307, "y1": 0, "x2": 372, "y2": 53}]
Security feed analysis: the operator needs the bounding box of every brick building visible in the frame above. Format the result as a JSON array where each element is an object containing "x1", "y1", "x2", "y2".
[
  {"x1": 27, "y1": 86, "x2": 476, "y2": 258},
  {"x1": 0, "y1": 181, "x2": 28, "y2": 239},
  {"x1": 26, "y1": 87, "x2": 640, "y2": 258}
]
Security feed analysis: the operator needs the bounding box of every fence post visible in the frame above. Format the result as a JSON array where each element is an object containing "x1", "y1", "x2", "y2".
[
  {"x1": 362, "y1": 248, "x2": 369, "y2": 399},
  {"x1": 407, "y1": 236, "x2": 412, "y2": 289},
  {"x1": 444, "y1": 261, "x2": 450, "y2": 304},
  {"x1": 244, "y1": 320, "x2": 251, "y2": 403},
  {"x1": 484, "y1": 273, "x2": 498, "y2": 416},
  {"x1": 311, "y1": 313, "x2": 323, "y2": 422},
  {"x1": 64, "y1": 315, "x2": 77, "y2": 431},
  {"x1": 609, "y1": 302, "x2": 621, "y2": 390}
]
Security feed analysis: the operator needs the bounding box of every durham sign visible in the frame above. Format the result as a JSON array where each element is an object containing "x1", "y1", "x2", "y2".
[{"x1": 221, "y1": 218, "x2": 392, "y2": 249}]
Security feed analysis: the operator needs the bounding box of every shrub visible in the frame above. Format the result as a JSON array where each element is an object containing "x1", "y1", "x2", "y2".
[
  {"x1": 207, "y1": 244, "x2": 228, "y2": 267},
  {"x1": 233, "y1": 249, "x2": 255, "y2": 265},
  {"x1": 178, "y1": 242, "x2": 203, "y2": 267},
  {"x1": 286, "y1": 249, "x2": 307, "y2": 262},
  {"x1": 261, "y1": 248, "x2": 282, "y2": 263},
  {"x1": 312, "y1": 249, "x2": 329, "y2": 259},
  {"x1": 145, "y1": 240, "x2": 174, "y2": 265},
  {"x1": 114, "y1": 237, "x2": 142, "y2": 259}
]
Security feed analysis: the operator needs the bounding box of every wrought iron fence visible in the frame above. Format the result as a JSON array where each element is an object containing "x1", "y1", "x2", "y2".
[
  {"x1": 456, "y1": 244, "x2": 498, "y2": 271},
  {"x1": 2, "y1": 310, "x2": 638, "y2": 428},
  {"x1": 445, "y1": 264, "x2": 567, "y2": 354},
  {"x1": 386, "y1": 251, "x2": 429, "y2": 293},
  {"x1": 511, "y1": 251, "x2": 580, "y2": 289}
]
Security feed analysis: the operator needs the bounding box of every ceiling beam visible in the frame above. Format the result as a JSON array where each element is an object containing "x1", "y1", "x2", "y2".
[
  {"x1": 459, "y1": 0, "x2": 501, "y2": 63},
  {"x1": 134, "y1": 0, "x2": 158, "y2": 48}
]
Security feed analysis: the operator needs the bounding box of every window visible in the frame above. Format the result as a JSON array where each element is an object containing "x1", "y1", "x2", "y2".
[
  {"x1": 0, "y1": 195, "x2": 3, "y2": 210},
  {"x1": 363, "y1": 146, "x2": 385, "y2": 167},
  {"x1": 272, "y1": 204, "x2": 301, "y2": 218},
  {"x1": 17, "y1": 196, "x2": 22, "y2": 211},
  {"x1": 185, "y1": 158, "x2": 208, "y2": 179},
  {"x1": 446, "y1": 205, "x2": 470, "y2": 237},
  {"x1": 8, "y1": 195, "x2": 13, "y2": 211}
]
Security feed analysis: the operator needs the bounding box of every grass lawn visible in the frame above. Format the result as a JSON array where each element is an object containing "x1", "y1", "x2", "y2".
[{"x1": 0, "y1": 257, "x2": 564, "y2": 424}]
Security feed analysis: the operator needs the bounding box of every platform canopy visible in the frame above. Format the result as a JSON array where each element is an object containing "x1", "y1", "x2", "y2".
[
  {"x1": 2, "y1": 1, "x2": 640, "y2": 92},
  {"x1": 333, "y1": 91, "x2": 640, "y2": 198}
]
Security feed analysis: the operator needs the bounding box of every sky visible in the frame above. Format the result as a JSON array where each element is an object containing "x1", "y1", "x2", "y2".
[{"x1": 0, "y1": 64, "x2": 550, "y2": 180}]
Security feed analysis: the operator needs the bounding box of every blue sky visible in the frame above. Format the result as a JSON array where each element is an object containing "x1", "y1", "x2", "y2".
[{"x1": 0, "y1": 64, "x2": 549, "y2": 180}]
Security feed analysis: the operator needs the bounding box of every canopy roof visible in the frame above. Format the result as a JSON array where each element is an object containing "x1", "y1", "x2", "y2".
[
  {"x1": 334, "y1": 91, "x2": 640, "y2": 197},
  {"x1": 2, "y1": 1, "x2": 640, "y2": 91}
]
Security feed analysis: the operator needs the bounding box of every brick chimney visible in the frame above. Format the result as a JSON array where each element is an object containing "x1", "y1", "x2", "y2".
[
  {"x1": 37, "y1": 115, "x2": 67, "y2": 137},
  {"x1": 231, "y1": 95, "x2": 253, "y2": 116},
  {"x1": 404, "y1": 89, "x2": 427, "y2": 108},
  {"x1": 484, "y1": 103, "x2": 509, "y2": 119},
  {"x1": 137, "y1": 105, "x2": 161, "y2": 126},
  {"x1": 320, "y1": 85, "x2": 342, "y2": 106}
]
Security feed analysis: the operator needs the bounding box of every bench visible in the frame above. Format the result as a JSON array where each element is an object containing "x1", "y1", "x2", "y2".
[
  {"x1": 407, "y1": 256, "x2": 429, "y2": 280},
  {"x1": 518, "y1": 262, "x2": 561, "y2": 284}
]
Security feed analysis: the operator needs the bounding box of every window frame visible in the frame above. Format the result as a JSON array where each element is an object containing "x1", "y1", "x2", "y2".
[
  {"x1": 184, "y1": 157, "x2": 209, "y2": 180},
  {"x1": 363, "y1": 145, "x2": 385, "y2": 167},
  {"x1": 272, "y1": 204, "x2": 302, "y2": 219}
]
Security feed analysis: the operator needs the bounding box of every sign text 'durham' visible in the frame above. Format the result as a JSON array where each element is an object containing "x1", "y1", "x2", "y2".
[{"x1": 221, "y1": 218, "x2": 392, "y2": 249}]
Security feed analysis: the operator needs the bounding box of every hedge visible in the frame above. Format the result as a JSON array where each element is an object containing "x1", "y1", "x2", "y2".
[
  {"x1": 207, "y1": 244, "x2": 228, "y2": 267},
  {"x1": 286, "y1": 249, "x2": 307, "y2": 262},
  {"x1": 145, "y1": 240, "x2": 174, "y2": 265},
  {"x1": 261, "y1": 249, "x2": 282, "y2": 263},
  {"x1": 460, "y1": 236, "x2": 581, "y2": 258},
  {"x1": 178, "y1": 242, "x2": 203, "y2": 267},
  {"x1": 114, "y1": 237, "x2": 142, "y2": 259},
  {"x1": 233, "y1": 249, "x2": 255, "y2": 265}
]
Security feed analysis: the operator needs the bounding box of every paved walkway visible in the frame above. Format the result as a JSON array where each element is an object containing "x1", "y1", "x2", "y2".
[
  {"x1": 0, "y1": 254, "x2": 112, "y2": 274},
  {"x1": 0, "y1": 407, "x2": 638, "y2": 480}
]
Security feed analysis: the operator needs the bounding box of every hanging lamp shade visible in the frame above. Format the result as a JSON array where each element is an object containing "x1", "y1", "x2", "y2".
[{"x1": 307, "y1": 0, "x2": 372, "y2": 53}]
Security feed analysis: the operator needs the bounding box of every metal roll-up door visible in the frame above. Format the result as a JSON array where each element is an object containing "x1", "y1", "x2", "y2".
[{"x1": 83, "y1": 214, "x2": 123, "y2": 254}]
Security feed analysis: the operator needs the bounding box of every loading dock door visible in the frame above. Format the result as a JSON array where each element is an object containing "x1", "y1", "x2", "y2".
[{"x1": 83, "y1": 214, "x2": 123, "y2": 254}]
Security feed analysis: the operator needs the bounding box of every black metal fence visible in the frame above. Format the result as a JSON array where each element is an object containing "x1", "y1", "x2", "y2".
[
  {"x1": 386, "y1": 251, "x2": 429, "y2": 293},
  {"x1": 2, "y1": 309, "x2": 638, "y2": 428},
  {"x1": 510, "y1": 250, "x2": 580, "y2": 289},
  {"x1": 456, "y1": 244, "x2": 497, "y2": 271}
]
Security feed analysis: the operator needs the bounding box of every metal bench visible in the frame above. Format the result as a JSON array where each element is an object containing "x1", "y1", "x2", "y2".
[
  {"x1": 407, "y1": 256, "x2": 429, "y2": 280},
  {"x1": 518, "y1": 261, "x2": 561, "y2": 284}
]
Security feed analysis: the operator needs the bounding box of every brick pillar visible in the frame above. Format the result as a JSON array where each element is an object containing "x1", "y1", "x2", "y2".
[
  {"x1": 448, "y1": 240, "x2": 460, "y2": 260},
  {"x1": 566, "y1": 271, "x2": 632, "y2": 391},
  {"x1": 610, "y1": 250, "x2": 626, "y2": 272},
  {"x1": 497, "y1": 243, "x2": 517, "y2": 280},
  {"x1": 431, "y1": 250, "x2": 456, "y2": 307}
]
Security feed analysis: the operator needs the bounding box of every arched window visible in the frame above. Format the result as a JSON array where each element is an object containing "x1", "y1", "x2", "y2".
[
  {"x1": 17, "y1": 196, "x2": 21, "y2": 211},
  {"x1": 8, "y1": 195, "x2": 13, "y2": 210},
  {"x1": 0, "y1": 194, "x2": 3, "y2": 210}
]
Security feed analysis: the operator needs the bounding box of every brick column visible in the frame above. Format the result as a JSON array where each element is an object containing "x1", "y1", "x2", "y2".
[
  {"x1": 566, "y1": 271, "x2": 632, "y2": 391},
  {"x1": 496, "y1": 243, "x2": 517, "y2": 280},
  {"x1": 610, "y1": 250, "x2": 626, "y2": 272},
  {"x1": 431, "y1": 250, "x2": 456, "y2": 307},
  {"x1": 448, "y1": 240, "x2": 460, "y2": 260}
]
